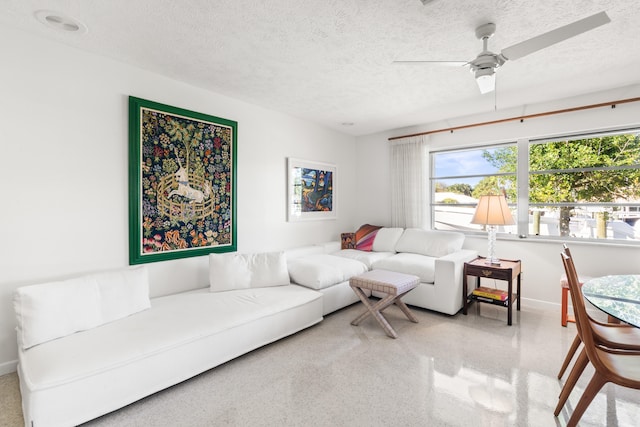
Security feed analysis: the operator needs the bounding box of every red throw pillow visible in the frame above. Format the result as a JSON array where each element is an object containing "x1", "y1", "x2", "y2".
[{"x1": 355, "y1": 224, "x2": 382, "y2": 252}]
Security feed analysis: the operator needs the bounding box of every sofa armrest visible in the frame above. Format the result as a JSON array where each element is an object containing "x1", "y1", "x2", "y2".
[{"x1": 434, "y1": 249, "x2": 478, "y2": 306}]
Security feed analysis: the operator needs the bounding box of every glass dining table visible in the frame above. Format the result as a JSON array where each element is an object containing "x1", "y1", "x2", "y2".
[{"x1": 582, "y1": 274, "x2": 640, "y2": 328}]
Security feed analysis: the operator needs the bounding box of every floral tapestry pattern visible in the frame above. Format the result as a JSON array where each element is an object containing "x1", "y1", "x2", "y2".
[{"x1": 129, "y1": 97, "x2": 237, "y2": 264}]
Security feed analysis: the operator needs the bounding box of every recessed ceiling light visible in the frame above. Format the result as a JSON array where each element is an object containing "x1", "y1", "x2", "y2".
[
  {"x1": 341, "y1": 122, "x2": 355, "y2": 126},
  {"x1": 34, "y1": 10, "x2": 87, "y2": 34}
]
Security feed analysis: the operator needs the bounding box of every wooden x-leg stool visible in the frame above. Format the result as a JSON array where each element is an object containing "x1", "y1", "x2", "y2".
[{"x1": 349, "y1": 270, "x2": 420, "y2": 338}]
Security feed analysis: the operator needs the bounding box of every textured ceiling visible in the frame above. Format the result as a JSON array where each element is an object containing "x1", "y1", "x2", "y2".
[{"x1": 2, "y1": 0, "x2": 639, "y2": 136}]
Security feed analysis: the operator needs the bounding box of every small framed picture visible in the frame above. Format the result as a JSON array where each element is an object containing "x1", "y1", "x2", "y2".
[{"x1": 287, "y1": 158, "x2": 336, "y2": 221}]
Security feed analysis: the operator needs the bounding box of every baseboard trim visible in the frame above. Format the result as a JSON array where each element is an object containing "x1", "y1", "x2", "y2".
[
  {"x1": 520, "y1": 297, "x2": 555, "y2": 310},
  {"x1": 0, "y1": 359, "x2": 18, "y2": 376},
  {"x1": 520, "y1": 297, "x2": 602, "y2": 319}
]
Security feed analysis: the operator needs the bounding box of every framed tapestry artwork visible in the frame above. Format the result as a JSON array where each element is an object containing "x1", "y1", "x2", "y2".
[
  {"x1": 128, "y1": 96, "x2": 237, "y2": 264},
  {"x1": 287, "y1": 158, "x2": 336, "y2": 221}
]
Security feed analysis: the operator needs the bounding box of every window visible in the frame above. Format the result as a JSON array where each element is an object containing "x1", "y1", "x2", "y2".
[
  {"x1": 431, "y1": 128, "x2": 640, "y2": 243},
  {"x1": 528, "y1": 131, "x2": 640, "y2": 240},
  {"x1": 431, "y1": 144, "x2": 517, "y2": 234}
]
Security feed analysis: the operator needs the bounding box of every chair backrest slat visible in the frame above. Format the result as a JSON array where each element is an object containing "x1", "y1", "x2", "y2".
[{"x1": 560, "y1": 251, "x2": 603, "y2": 371}]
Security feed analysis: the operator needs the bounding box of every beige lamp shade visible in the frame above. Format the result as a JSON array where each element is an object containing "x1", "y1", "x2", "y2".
[{"x1": 471, "y1": 195, "x2": 515, "y2": 226}]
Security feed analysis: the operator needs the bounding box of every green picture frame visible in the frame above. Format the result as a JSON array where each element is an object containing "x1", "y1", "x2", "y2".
[{"x1": 128, "y1": 96, "x2": 237, "y2": 264}]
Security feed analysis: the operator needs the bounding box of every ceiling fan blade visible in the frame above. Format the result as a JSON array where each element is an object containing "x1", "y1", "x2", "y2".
[
  {"x1": 500, "y1": 11, "x2": 610, "y2": 60},
  {"x1": 393, "y1": 60, "x2": 468, "y2": 67}
]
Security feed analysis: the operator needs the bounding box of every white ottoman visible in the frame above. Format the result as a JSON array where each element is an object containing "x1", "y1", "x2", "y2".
[{"x1": 349, "y1": 269, "x2": 419, "y2": 338}]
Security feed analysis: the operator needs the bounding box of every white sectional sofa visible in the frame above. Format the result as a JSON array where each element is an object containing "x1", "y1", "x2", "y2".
[
  {"x1": 12, "y1": 228, "x2": 474, "y2": 426},
  {"x1": 287, "y1": 227, "x2": 478, "y2": 316},
  {"x1": 13, "y1": 253, "x2": 322, "y2": 427}
]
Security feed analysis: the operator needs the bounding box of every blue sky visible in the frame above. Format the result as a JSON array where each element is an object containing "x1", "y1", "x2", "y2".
[{"x1": 433, "y1": 148, "x2": 502, "y2": 178}]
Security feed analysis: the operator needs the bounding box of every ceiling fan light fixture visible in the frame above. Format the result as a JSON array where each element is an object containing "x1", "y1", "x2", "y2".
[
  {"x1": 475, "y1": 68, "x2": 495, "y2": 94},
  {"x1": 396, "y1": 12, "x2": 610, "y2": 98}
]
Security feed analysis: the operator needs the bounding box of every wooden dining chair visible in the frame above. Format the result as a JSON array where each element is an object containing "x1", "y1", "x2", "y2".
[
  {"x1": 560, "y1": 243, "x2": 592, "y2": 327},
  {"x1": 557, "y1": 244, "x2": 640, "y2": 380},
  {"x1": 557, "y1": 247, "x2": 640, "y2": 393},
  {"x1": 555, "y1": 252, "x2": 640, "y2": 427}
]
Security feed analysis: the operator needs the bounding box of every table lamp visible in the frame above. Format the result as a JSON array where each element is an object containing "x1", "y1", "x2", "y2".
[{"x1": 471, "y1": 194, "x2": 515, "y2": 265}]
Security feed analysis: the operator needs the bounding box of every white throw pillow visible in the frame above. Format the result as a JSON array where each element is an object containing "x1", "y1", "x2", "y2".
[
  {"x1": 209, "y1": 253, "x2": 252, "y2": 291},
  {"x1": 14, "y1": 276, "x2": 102, "y2": 349},
  {"x1": 372, "y1": 228, "x2": 404, "y2": 252},
  {"x1": 395, "y1": 229, "x2": 465, "y2": 258},
  {"x1": 245, "y1": 252, "x2": 290, "y2": 288},
  {"x1": 209, "y1": 251, "x2": 289, "y2": 292},
  {"x1": 94, "y1": 266, "x2": 151, "y2": 324},
  {"x1": 13, "y1": 266, "x2": 152, "y2": 350}
]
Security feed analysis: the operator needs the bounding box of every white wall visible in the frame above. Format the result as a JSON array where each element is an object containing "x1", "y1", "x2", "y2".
[
  {"x1": 0, "y1": 27, "x2": 358, "y2": 373},
  {"x1": 3, "y1": 24, "x2": 639, "y2": 376},
  {"x1": 356, "y1": 85, "x2": 640, "y2": 309}
]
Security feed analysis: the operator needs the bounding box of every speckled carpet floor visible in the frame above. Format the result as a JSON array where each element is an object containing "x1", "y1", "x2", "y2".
[{"x1": 2, "y1": 301, "x2": 638, "y2": 426}]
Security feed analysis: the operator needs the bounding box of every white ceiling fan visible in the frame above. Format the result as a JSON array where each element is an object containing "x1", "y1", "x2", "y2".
[{"x1": 397, "y1": 11, "x2": 611, "y2": 94}]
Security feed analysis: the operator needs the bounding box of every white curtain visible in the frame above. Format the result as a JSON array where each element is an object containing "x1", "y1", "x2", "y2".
[{"x1": 390, "y1": 135, "x2": 429, "y2": 229}]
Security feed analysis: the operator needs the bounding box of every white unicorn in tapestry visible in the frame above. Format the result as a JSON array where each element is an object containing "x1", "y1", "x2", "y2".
[{"x1": 168, "y1": 156, "x2": 211, "y2": 203}]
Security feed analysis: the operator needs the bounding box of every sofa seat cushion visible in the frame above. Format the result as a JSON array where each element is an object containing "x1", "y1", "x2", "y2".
[
  {"x1": 331, "y1": 249, "x2": 395, "y2": 269},
  {"x1": 372, "y1": 253, "x2": 436, "y2": 283},
  {"x1": 287, "y1": 254, "x2": 367, "y2": 290},
  {"x1": 18, "y1": 285, "x2": 320, "y2": 390}
]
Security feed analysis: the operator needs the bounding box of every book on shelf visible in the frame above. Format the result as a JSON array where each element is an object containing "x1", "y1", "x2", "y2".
[{"x1": 472, "y1": 286, "x2": 508, "y2": 301}]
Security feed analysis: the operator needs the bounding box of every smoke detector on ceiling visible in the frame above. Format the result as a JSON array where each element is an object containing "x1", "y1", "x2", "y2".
[{"x1": 34, "y1": 10, "x2": 87, "y2": 34}]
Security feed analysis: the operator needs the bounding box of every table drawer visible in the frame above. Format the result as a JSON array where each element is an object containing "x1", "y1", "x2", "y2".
[{"x1": 465, "y1": 265, "x2": 513, "y2": 281}]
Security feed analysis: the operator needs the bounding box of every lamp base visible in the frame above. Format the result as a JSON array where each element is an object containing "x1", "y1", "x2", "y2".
[{"x1": 486, "y1": 226, "x2": 500, "y2": 266}]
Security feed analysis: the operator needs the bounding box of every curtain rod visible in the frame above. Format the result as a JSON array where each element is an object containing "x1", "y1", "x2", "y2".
[{"x1": 388, "y1": 96, "x2": 640, "y2": 141}]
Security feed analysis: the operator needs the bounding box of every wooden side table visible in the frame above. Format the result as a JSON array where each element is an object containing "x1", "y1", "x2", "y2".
[{"x1": 462, "y1": 256, "x2": 522, "y2": 325}]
